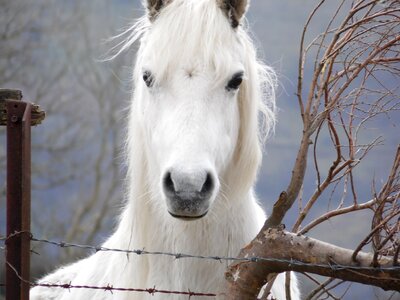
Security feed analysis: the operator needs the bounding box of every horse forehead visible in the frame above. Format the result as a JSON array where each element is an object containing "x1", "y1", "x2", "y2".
[
  {"x1": 141, "y1": 43, "x2": 245, "y2": 79},
  {"x1": 141, "y1": 1, "x2": 242, "y2": 62}
]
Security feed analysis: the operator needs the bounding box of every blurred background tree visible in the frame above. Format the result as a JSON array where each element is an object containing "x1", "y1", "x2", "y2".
[{"x1": 0, "y1": 0, "x2": 134, "y2": 275}]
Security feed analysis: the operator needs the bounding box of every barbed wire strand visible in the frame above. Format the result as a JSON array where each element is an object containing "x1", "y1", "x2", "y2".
[
  {"x1": 2, "y1": 261, "x2": 216, "y2": 298},
  {"x1": 1, "y1": 231, "x2": 400, "y2": 273}
]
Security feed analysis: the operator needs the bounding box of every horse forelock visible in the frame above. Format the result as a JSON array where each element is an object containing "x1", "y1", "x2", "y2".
[{"x1": 136, "y1": 0, "x2": 242, "y2": 85}]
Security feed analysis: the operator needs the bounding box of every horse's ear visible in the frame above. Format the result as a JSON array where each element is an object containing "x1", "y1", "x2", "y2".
[
  {"x1": 145, "y1": 0, "x2": 172, "y2": 21},
  {"x1": 217, "y1": 0, "x2": 249, "y2": 28}
]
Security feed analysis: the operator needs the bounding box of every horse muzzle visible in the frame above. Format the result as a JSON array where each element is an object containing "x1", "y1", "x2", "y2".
[{"x1": 162, "y1": 168, "x2": 216, "y2": 220}]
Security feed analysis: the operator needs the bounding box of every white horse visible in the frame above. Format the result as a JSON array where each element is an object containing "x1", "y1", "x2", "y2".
[{"x1": 31, "y1": 0, "x2": 300, "y2": 299}]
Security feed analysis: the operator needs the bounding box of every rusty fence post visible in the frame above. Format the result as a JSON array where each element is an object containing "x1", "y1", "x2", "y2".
[{"x1": 1, "y1": 89, "x2": 45, "y2": 300}]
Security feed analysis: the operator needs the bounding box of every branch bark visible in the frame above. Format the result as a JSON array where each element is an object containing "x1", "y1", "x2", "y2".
[{"x1": 223, "y1": 228, "x2": 400, "y2": 299}]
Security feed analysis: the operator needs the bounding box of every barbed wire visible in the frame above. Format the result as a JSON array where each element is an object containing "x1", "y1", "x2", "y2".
[
  {"x1": 1, "y1": 231, "x2": 400, "y2": 272},
  {"x1": 3, "y1": 261, "x2": 217, "y2": 298}
]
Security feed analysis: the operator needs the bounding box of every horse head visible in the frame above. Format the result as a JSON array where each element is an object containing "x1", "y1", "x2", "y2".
[{"x1": 130, "y1": 0, "x2": 275, "y2": 220}]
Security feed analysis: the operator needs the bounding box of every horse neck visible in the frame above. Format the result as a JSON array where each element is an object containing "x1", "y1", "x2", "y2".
[{"x1": 118, "y1": 193, "x2": 259, "y2": 256}]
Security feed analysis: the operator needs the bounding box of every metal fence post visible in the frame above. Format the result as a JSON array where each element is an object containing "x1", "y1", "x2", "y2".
[
  {"x1": 6, "y1": 100, "x2": 31, "y2": 300},
  {"x1": 1, "y1": 89, "x2": 45, "y2": 300}
]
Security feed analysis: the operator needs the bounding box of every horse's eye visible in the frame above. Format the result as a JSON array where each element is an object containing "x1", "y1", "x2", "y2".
[
  {"x1": 143, "y1": 70, "x2": 154, "y2": 88},
  {"x1": 226, "y1": 72, "x2": 244, "y2": 91}
]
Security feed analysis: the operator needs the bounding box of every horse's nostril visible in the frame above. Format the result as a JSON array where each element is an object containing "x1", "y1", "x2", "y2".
[
  {"x1": 200, "y1": 172, "x2": 213, "y2": 196},
  {"x1": 163, "y1": 171, "x2": 175, "y2": 195}
]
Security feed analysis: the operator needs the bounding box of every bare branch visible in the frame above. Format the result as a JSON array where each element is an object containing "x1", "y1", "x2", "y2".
[{"x1": 223, "y1": 229, "x2": 400, "y2": 298}]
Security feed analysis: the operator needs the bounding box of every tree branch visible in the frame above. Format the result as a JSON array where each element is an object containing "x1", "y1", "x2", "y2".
[{"x1": 223, "y1": 228, "x2": 400, "y2": 298}]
